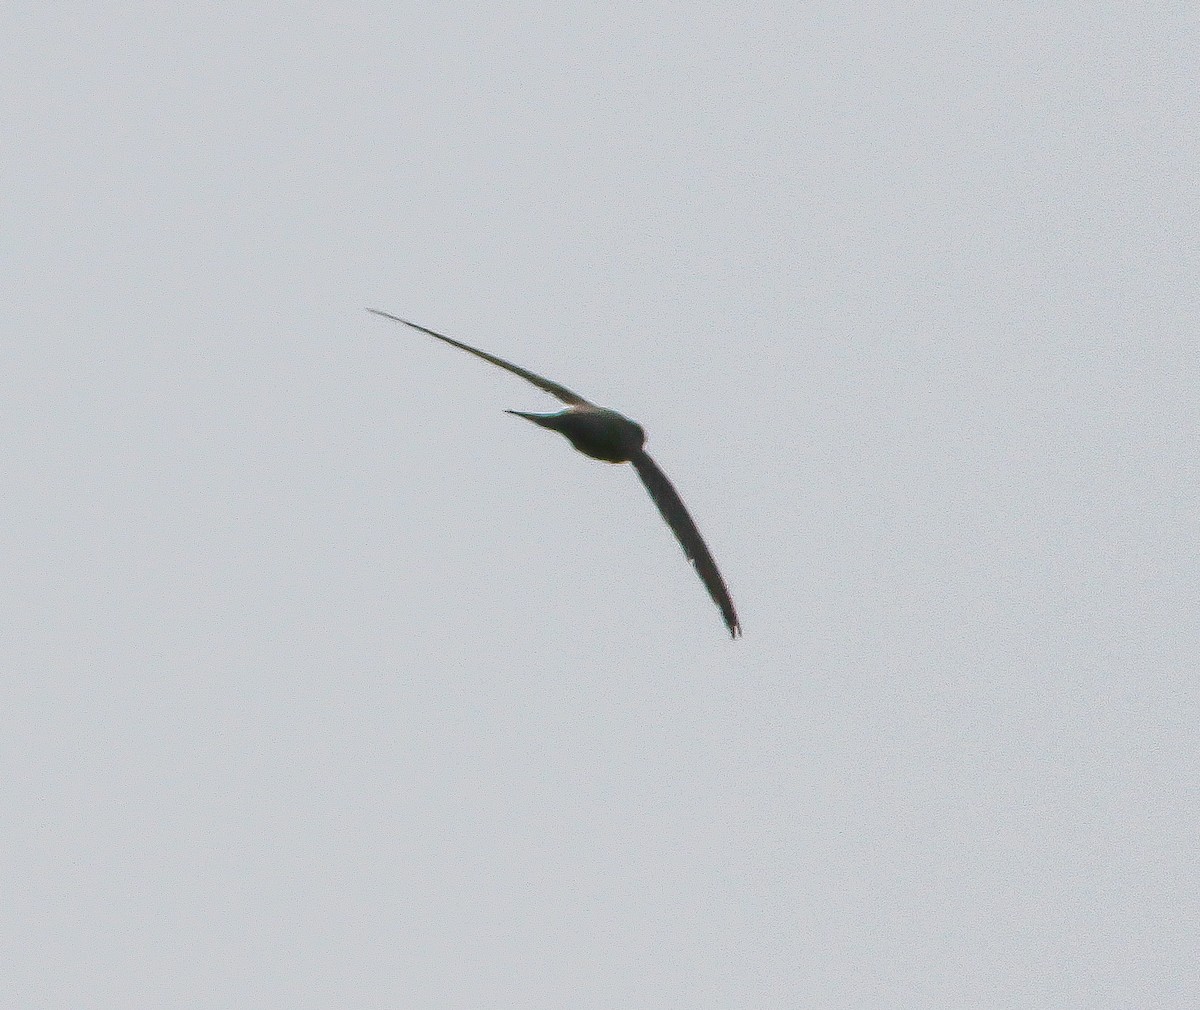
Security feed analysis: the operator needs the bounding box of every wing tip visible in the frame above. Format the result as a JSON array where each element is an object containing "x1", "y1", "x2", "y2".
[{"x1": 366, "y1": 307, "x2": 406, "y2": 324}]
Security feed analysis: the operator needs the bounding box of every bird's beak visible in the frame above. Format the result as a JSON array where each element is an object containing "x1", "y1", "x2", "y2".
[{"x1": 505, "y1": 410, "x2": 556, "y2": 429}]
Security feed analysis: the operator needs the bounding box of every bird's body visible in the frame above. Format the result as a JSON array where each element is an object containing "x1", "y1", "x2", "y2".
[
  {"x1": 506, "y1": 406, "x2": 645, "y2": 464},
  {"x1": 367, "y1": 308, "x2": 740, "y2": 638}
]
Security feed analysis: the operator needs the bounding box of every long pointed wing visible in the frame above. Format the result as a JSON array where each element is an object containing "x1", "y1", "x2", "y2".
[
  {"x1": 366, "y1": 309, "x2": 590, "y2": 406},
  {"x1": 630, "y1": 450, "x2": 741, "y2": 638}
]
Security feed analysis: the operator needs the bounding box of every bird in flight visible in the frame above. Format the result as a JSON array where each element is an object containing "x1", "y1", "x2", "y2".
[{"x1": 367, "y1": 308, "x2": 741, "y2": 638}]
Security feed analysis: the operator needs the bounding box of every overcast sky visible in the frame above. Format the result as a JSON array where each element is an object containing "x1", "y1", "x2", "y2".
[{"x1": 4, "y1": 5, "x2": 1197, "y2": 1007}]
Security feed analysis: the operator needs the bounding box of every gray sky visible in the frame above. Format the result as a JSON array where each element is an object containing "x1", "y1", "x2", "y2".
[{"x1": 4, "y1": 4, "x2": 1196, "y2": 1007}]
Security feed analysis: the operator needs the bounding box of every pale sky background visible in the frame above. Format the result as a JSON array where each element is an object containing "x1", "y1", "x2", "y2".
[{"x1": 3, "y1": 5, "x2": 1197, "y2": 1007}]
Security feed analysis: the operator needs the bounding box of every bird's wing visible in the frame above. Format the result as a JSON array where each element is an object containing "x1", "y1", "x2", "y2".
[
  {"x1": 367, "y1": 309, "x2": 591, "y2": 406},
  {"x1": 630, "y1": 450, "x2": 741, "y2": 638}
]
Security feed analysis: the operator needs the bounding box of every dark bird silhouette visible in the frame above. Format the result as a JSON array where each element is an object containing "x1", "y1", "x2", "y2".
[{"x1": 367, "y1": 308, "x2": 741, "y2": 638}]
